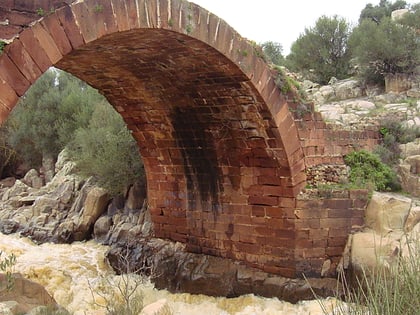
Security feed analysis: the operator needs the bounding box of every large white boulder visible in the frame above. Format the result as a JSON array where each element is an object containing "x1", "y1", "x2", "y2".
[{"x1": 365, "y1": 192, "x2": 412, "y2": 235}]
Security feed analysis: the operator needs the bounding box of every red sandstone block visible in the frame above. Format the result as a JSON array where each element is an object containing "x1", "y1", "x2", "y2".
[
  {"x1": 31, "y1": 23, "x2": 62, "y2": 64},
  {"x1": 254, "y1": 226, "x2": 275, "y2": 237},
  {"x1": 295, "y1": 229, "x2": 310, "y2": 240},
  {"x1": 275, "y1": 229, "x2": 296, "y2": 238},
  {"x1": 249, "y1": 195, "x2": 279, "y2": 207},
  {"x1": 267, "y1": 218, "x2": 294, "y2": 230},
  {"x1": 55, "y1": 5, "x2": 85, "y2": 49},
  {"x1": 0, "y1": 54, "x2": 30, "y2": 96},
  {"x1": 251, "y1": 205, "x2": 266, "y2": 217},
  {"x1": 328, "y1": 228, "x2": 349, "y2": 237},
  {"x1": 309, "y1": 228, "x2": 329, "y2": 239},
  {"x1": 234, "y1": 214, "x2": 252, "y2": 225},
  {"x1": 262, "y1": 184, "x2": 283, "y2": 196},
  {"x1": 233, "y1": 242, "x2": 262, "y2": 255},
  {"x1": 258, "y1": 175, "x2": 281, "y2": 186},
  {"x1": 328, "y1": 237, "x2": 348, "y2": 247},
  {"x1": 5, "y1": 40, "x2": 42, "y2": 84},
  {"x1": 324, "y1": 199, "x2": 353, "y2": 209},
  {"x1": 295, "y1": 209, "x2": 328, "y2": 219},
  {"x1": 303, "y1": 247, "x2": 325, "y2": 258},
  {"x1": 170, "y1": 232, "x2": 187, "y2": 243},
  {"x1": 313, "y1": 239, "x2": 328, "y2": 247},
  {"x1": 239, "y1": 233, "x2": 257, "y2": 244},
  {"x1": 0, "y1": 76, "x2": 18, "y2": 112},
  {"x1": 327, "y1": 209, "x2": 353, "y2": 218},
  {"x1": 40, "y1": 13, "x2": 72, "y2": 55},
  {"x1": 320, "y1": 218, "x2": 349, "y2": 229},
  {"x1": 351, "y1": 217, "x2": 364, "y2": 227},
  {"x1": 326, "y1": 247, "x2": 344, "y2": 257},
  {"x1": 295, "y1": 218, "x2": 320, "y2": 229},
  {"x1": 71, "y1": 1, "x2": 97, "y2": 43}
]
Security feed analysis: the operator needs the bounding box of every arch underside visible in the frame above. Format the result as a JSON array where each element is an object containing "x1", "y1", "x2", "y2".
[{"x1": 57, "y1": 27, "x2": 295, "y2": 231}]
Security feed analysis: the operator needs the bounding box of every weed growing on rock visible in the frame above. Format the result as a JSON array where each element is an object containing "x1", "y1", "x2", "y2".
[{"x1": 0, "y1": 250, "x2": 16, "y2": 291}]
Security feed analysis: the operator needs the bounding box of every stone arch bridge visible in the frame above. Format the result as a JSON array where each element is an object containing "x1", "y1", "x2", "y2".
[{"x1": 0, "y1": 0, "x2": 379, "y2": 278}]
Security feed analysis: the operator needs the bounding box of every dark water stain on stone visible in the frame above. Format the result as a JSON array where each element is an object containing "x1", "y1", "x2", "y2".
[{"x1": 170, "y1": 107, "x2": 223, "y2": 213}]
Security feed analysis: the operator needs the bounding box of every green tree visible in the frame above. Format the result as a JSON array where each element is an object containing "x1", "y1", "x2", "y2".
[
  {"x1": 67, "y1": 102, "x2": 144, "y2": 196},
  {"x1": 359, "y1": 0, "x2": 407, "y2": 23},
  {"x1": 400, "y1": 3, "x2": 420, "y2": 29},
  {"x1": 287, "y1": 15, "x2": 352, "y2": 84},
  {"x1": 260, "y1": 41, "x2": 284, "y2": 65},
  {"x1": 6, "y1": 69, "x2": 100, "y2": 168},
  {"x1": 349, "y1": 16, "x2": 420, "y2": 84}
]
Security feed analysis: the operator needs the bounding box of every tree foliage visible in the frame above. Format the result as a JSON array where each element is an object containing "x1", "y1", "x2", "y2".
[
  {"x1": 3, "y1": 68, "x2": 144, "y2": 195},
  {"x1": 260, "y1": 41, "x2": 284, "y2": 65},
  {"x1": 6, "y1": 69, "x2": 99, "y2": 167},
  {"x1": 344, "y1": 150, "x2": 399, "y2": 191},
  {"x1": 67, "y1": 102, "x2": 144, "y2": 196},
  {"x1": 359, "y1": 0, "x2": 407, "y2": 23},
  {"x1": 287, "y1": 15, "x2": 352, "y2": 84},
  {"x1": 349, "y1": 16, "x2": 420, "y2": 83}
]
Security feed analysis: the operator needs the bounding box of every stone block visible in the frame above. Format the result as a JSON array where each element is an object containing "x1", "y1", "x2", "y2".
[{"x1": 5, "y1": 40, "x2": 42, "y2": 84}]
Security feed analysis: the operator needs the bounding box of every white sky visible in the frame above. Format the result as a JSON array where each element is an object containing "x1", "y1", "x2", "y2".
[{"x1": 191, "y1": 0, "x2": 418, "y2": 55}]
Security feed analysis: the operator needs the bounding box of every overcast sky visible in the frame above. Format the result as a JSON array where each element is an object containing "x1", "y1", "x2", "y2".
[{"x1": 191, "y1": 0, "x2": 417, "y2": 55}]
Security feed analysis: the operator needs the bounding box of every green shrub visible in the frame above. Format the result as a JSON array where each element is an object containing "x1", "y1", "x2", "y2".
[
  {"x1": 344, "y1": 150, "x2": 399, "y2": 191},
  {"x1": 0, "y1": 251, "x2": 16, "y2": 291},
  {"x1": 67, "y1": 102, "x2": 144, "y2": 196},
  {"x1": 375, "y1": 116, "x2": 420, "y2": 166}
]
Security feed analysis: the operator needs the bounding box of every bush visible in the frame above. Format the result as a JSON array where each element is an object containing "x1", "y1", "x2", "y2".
[
  {"x1": 344, "y1": 150, "x2": 399, "y2": 191},
  {"x1": 67, "y1": 101, "x2": 144, "y2": 196},
  {"x1": 374, "y1": 116, "x2": 420, "y2": 166},
  {"x1": 0, "y1": 250, "x2": 16, "y2": 291}
]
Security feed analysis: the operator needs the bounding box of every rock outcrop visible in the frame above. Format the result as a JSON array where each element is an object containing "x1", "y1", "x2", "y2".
[
  {"x1": 341, "y1": 192, "x2": 419, "y2": 281},
  {"x1": 0, "y1": 273, "x2": 63, "y2": 314},
  {"x1": 106, "y1": 238, "x2": 340, "y2": 304}
]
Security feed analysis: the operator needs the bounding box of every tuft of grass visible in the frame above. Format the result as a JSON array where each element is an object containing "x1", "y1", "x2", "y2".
[
  {"x1": 36, "y1": 8, "x2": 45, "y2": 16},
  {"x1": 313, "y1": 235, "x2": 420, "y2": 315}
]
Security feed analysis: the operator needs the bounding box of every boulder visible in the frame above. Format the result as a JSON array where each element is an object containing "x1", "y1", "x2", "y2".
[
  {"x1": 391, "y1": 8, "x2": 409, "y2": 21},
  {"x1": 0, "y1": 177, "x2": 16, "y2": 188},
  {"x1": 0, "y1": 273, "x2": 58, "y2": 314},
  {"x1": 125, "y1": 180, "x2": 146, "y2": 210},
  {"x1": 333, "y1": 79, "x2": 364, "y2": 100},
  {"x1": 404, "y1": 205, "x2": 420, "y2": 233},
  {"x1": 140, "y1": 299, "x2": 172, "y2": 315},
  {"x1": 106, "y1": 239, "x2": 340, "y2": 304},
  {"x1": 1, "y1": 180, "x2": 30, "y2": 201},
  {"x1": 399, "y1": 139, "x2": 420, "y2": 159},
  {"x1": 93, "y1": 216, "x2": 112, "y2": 243},
  {"x1": 0, "y1": 301, "x2": 18, "y2": 315},
  {"x1": 399, "y1": 155, "x2": 420, "y2": 197},
  {"x1": 365, "y1": 192, "x2": 412, "y2": 235},
  {"x1": 22, "y1": 169, "x2": 43, "y2": 189},
  {"x1": 73, "y1": 187, "x2": 109, "y2": 241}
]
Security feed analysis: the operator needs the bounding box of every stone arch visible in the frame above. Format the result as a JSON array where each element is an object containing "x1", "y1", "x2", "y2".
[{"x1": 0, "y1": 0, "x2": 306, "y2": 276}]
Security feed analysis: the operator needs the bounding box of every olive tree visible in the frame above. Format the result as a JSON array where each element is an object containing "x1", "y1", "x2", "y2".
[
  {"x1": 349, "y1": 16, "x2": 420, "y2": 84},
  {"x1": 287, "y1": 15, "x2": 352, "y2": 84}
]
